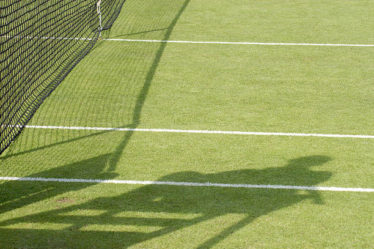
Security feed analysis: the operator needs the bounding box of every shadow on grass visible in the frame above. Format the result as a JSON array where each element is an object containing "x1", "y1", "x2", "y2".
[
  {"x1": 0, "y1": 155, "x2": 332, "y2": 248},
  {"x1": 110, "y1": 28, "x2": 169, "y2": 38},
  {"x1": 0, "y1": 0, "x2": 333, "y2": 248},
  {"x1": 1, "y1": 0, "x2": 190, "y2": 166},
  {"x1": 0, "y1": 0, "x2": 192, "y2": 216},
  {"x1": 106, "y1": 0, "x2": 191, "y2": 171}
]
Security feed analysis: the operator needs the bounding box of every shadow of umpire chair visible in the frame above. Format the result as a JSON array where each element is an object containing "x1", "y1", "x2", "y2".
[
  {"x1": 0, "y1": 155, "x2": 332, "y2": 248},
  {"x1": 0, "y1": 0, "x2": 192, "y2": 216},
  {"x1": 0, "y1": 154, "x2": 117, "y2": 214}
]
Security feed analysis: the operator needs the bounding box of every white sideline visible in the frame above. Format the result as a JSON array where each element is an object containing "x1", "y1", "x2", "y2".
[
  {"x1": 24, "y1": 125, "x2": 374, "y2": 139},
  {"x1": 1, "y1": 177, "x2": 373, "y2": 193},
  {"x1": 105, "y1": 38, "x2": 374, "y2": 47},
  {"x1": 3, "y1": 35, "x2": 374, "y2": 47}
]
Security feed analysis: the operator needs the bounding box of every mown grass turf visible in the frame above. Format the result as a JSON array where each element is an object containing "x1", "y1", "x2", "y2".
[
  {"x1": 1, "y1": 0, "x2": 374, "y2": 248},
  {"x1": 0, "y1": 180, "x2": 373, "y2": 248}
]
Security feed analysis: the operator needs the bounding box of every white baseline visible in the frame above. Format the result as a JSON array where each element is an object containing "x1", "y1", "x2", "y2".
[
  {"x1": 24, "y1": 125, "x2": 374, "y2": 139},
  {"x1": 1, "y1": 177, "x2": 373, "y2": 193}
]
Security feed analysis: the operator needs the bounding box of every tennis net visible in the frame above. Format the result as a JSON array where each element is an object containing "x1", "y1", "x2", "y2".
[{"x1": 0, "y1": 0, "x2": 126, "y2": 155}]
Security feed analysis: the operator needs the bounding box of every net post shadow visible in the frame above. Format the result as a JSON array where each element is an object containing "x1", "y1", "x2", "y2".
[{"x1": 106, "y1": 0, "x2": 192, "y2": 172}]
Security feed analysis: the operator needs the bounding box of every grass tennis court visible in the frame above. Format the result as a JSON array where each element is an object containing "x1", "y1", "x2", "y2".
[{"x1": 1, "y1": 0, "x2": 374, "y2": 248}]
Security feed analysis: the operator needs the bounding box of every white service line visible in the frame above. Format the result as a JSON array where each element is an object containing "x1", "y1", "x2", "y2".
[
  {"x1": 24, "y1": 125, "x2": 374, "y2": 139},
  {"x1": 1, "y1": 177, "x2": 373, "y2": 193},
  {"x1": 105, "y1": 38, "x2": 374, "y2": 47},
  {"x1": 3, "y1": 35, "x2": 374, "y2": 47},
  {"x1": 1, "y1": 36, "x2": 374, "y2": 47}
]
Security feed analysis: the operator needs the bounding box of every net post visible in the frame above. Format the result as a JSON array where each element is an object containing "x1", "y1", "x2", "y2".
[{"x1": 97, "y1": 0, "x2": 103, "y2": 36}]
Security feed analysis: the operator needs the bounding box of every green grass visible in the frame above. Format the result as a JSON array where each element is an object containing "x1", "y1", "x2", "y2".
[{"x1": 1, "y1": 0, "x2": 374, "y2": 248}]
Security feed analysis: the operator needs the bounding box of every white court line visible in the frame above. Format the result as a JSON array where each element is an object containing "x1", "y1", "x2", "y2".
[
  {"x1": 105, "y1": 38, "x2": 374, "y2": 47},
  {"x1": 24, "y1": 125, "x2": 374, "y2": 139},
  {"x1": 1, "y1": 177, "x2": 373, "y2": 193},
  {"x1": 3, "y1": 35, "x2": 374, "y2": 47}
]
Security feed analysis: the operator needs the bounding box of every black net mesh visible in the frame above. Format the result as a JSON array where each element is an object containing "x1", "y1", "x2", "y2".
[{"x1": 0, "y1": 0, "x2": 126, "y2": 154}]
